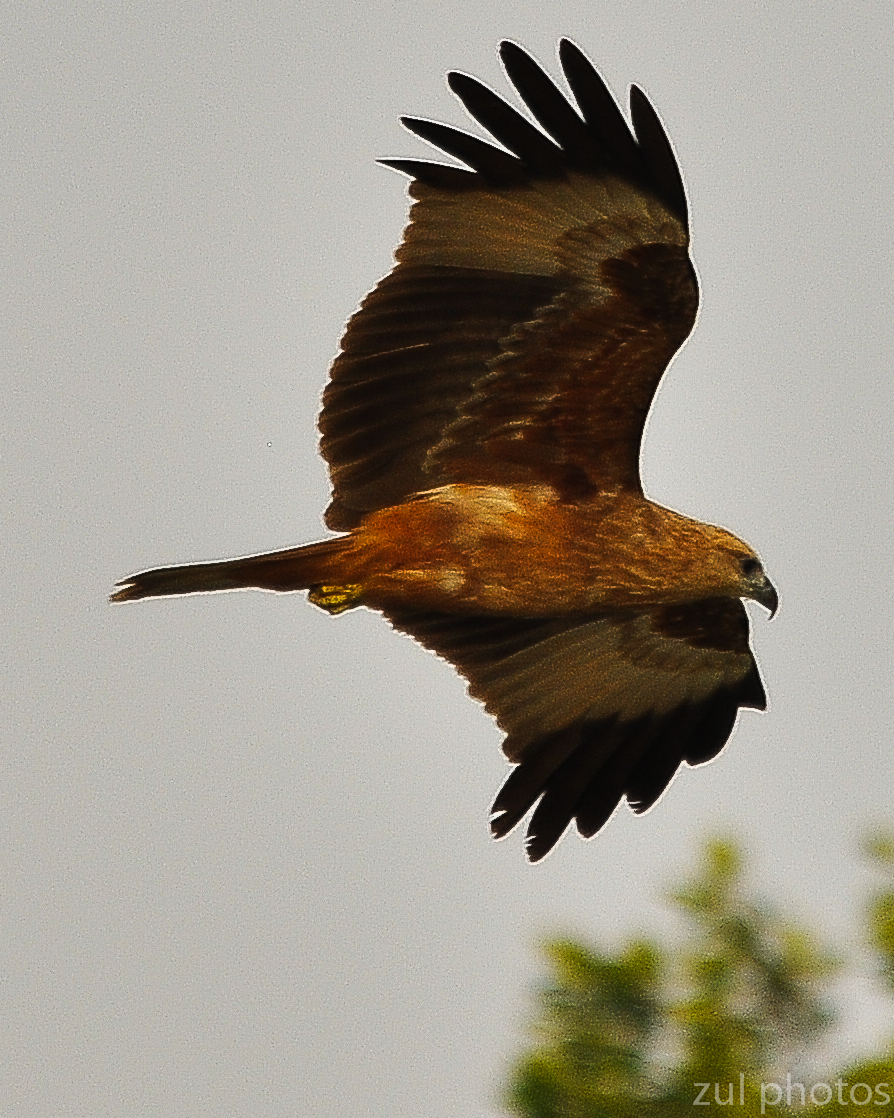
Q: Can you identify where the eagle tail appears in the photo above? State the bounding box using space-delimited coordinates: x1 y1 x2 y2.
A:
110 537 352 604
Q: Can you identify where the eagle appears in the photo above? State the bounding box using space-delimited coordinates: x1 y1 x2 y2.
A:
113 40 777 861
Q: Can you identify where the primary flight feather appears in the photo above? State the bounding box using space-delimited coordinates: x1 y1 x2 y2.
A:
113 40 776 862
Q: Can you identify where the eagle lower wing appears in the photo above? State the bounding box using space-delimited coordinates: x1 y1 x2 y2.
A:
384 598 766 861
319 40 698 530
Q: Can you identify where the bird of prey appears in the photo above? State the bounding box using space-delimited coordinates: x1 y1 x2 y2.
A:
113 40 777 861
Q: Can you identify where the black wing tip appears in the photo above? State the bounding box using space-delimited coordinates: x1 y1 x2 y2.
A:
491 806 572 864
445 69 476 96
378 157 477 189
490 803 570 863
397 114 527 183
557 37 584 62
496 39 542 75
489 810 510 839
525 831 564 864
628 84 689 227
490 669 767 859
387 38 688 222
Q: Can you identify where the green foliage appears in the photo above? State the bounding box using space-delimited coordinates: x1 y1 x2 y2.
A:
864 832 894 992
508 939 662 1118
505 835 894 1117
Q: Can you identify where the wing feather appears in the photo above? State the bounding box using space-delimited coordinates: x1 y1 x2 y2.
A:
629 86 689 224
385 598 765 860
445 72 566 173
400 116 528 182
557 40 657 202
320 265 560 529
498 42 602 166
320 41 697 528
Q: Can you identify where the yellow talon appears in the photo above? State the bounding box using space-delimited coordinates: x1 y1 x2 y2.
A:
308 583 363 615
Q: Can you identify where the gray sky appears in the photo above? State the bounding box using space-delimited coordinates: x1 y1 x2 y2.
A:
4 2 894 1115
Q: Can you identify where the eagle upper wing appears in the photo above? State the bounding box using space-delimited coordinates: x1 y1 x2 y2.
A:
319 40 699 530
384 598 766 861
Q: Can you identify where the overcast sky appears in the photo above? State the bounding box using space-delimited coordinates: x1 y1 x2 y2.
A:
4 2 894 1116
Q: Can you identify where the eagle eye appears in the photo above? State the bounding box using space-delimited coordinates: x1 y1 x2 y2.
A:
739 557 761 577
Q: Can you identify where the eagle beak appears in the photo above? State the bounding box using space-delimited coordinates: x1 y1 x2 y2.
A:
754 578 778 618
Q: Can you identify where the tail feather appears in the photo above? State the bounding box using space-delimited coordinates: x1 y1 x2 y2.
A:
111 537 349 603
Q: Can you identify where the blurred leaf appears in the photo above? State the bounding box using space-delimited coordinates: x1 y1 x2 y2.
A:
866 830 894 992
504 834 894 1118
863 832 894 869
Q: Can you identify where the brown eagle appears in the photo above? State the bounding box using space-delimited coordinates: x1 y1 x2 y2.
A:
113 40 776 861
